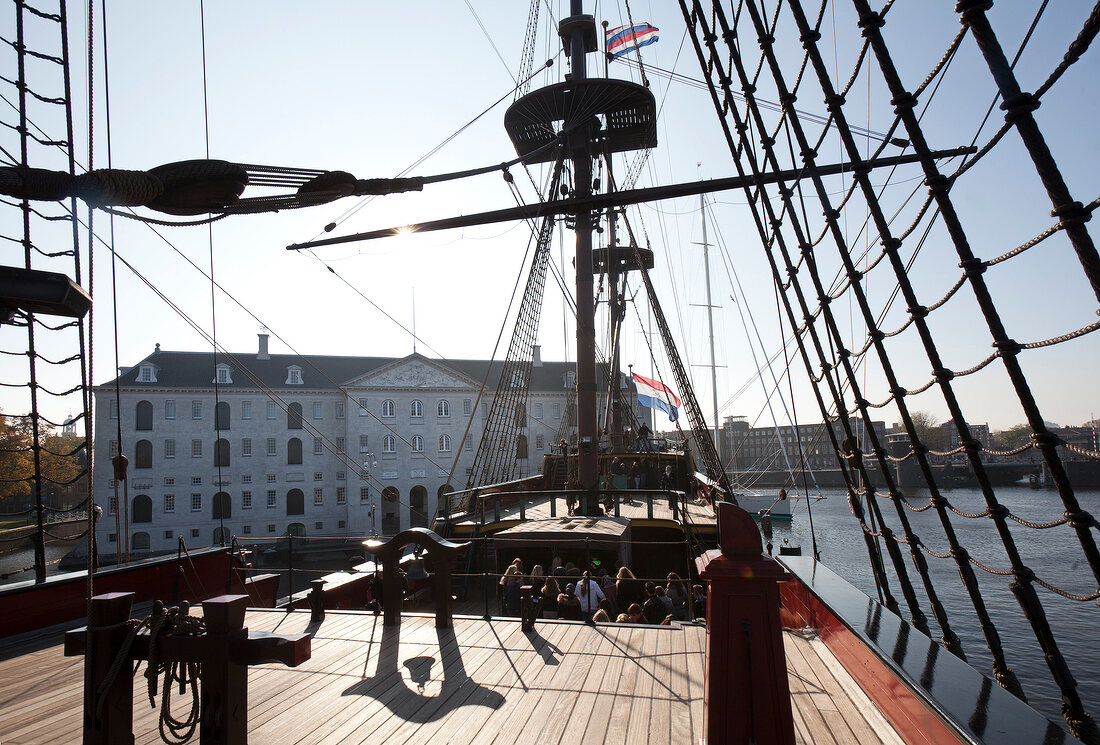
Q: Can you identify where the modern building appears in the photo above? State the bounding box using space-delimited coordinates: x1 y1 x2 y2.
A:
92 334 637 557
721 415 887 473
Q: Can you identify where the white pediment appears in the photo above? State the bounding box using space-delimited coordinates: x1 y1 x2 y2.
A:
344 355 478 390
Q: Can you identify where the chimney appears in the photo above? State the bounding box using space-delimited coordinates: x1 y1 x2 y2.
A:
258 332 270 360
532 344 543 367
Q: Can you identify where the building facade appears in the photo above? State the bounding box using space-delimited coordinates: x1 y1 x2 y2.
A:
93 335 633 557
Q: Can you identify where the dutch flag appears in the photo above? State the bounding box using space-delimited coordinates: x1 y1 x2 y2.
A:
606 23 660 61
632 371 680 422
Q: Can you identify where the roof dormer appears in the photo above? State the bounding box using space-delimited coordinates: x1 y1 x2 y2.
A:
136 363 159 383
286 365 304 385
214 364 233 384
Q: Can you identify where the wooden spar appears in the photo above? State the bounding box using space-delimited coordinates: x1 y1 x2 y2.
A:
286 147 974 251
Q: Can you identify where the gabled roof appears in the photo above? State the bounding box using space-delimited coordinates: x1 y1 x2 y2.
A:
98 349 622 394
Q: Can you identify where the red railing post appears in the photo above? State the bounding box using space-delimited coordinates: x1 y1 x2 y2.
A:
696 501 795 745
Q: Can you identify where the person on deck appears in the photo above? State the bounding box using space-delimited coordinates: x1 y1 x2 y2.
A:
541 577 561 618
642 582 666 624
626 603 646 623
615 566 645 610
661 465 677 516
558 584 582 620
666 572 689 620
575 571 605 620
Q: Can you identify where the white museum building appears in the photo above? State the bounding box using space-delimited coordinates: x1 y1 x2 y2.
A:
92 334 640 557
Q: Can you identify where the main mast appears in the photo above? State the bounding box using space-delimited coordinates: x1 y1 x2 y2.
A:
503 1 657 512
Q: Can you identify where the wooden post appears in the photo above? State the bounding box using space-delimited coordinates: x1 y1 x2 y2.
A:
519 584 538 632
696 501 795 745
308 578 326 622
64 592 136 745
66 593 311 745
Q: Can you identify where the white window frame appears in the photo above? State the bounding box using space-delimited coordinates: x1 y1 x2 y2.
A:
382 400 395 418
242 438 252 457
410 400 423 418
242 491 252 509
359 398 369 416
164 494 175 512
313 437 323 455
266 438 277 457
267 401 277 419
215 366 232 384
192 400 202 420
191 439 202 458
313 488 323 505
383 435 396 453
336 487 346 505
439 434 451 452
336 401 345 419
165 400 176 420
437 400 450 417
286 367 304 385
412 435 423 452
191 494 202 512
313 402 323 419
241 401 252 420
359 435 369 452
164 439 176 458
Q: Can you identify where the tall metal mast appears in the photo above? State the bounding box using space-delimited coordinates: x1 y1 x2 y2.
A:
700 194 721 463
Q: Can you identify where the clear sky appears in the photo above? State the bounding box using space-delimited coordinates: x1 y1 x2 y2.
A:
3 1 1098 438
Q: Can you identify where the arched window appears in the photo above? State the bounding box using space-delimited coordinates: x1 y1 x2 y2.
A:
437 400 450 417
132 494 152 523
439 434 451 452
288 438 303 465
516 434 528 459
383 435 396 453
212 492 232 520
409 485 428 528
135 400 153 431
214 438 230 467
215 401 231 431
286 488 305 515
287 522 306 537
132 531 151 551
135 440 153 469
437 484 453 500
287 402 303 429
382 486 399 502
410 400 423 418
412 435 423 452
382 399 395 418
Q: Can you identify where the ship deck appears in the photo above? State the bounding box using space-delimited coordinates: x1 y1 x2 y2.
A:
448 492 721 529
0 608 906 745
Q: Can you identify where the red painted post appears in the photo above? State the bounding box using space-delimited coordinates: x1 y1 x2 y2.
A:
696 502 795 745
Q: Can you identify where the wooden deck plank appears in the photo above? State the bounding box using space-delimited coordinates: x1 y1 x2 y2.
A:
0 611 911 745
623 625 660 745
469 620 575 745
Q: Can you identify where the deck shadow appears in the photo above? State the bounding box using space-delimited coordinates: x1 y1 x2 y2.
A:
341 623 505 722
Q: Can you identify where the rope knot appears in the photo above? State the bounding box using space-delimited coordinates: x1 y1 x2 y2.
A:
1052 200 1090 227
1000 92 1040 123
950 545 969 561
926 174 952 195
890 92 917 112
931 495 950 509
779 92 797 106
757 33 775 49
824 94 845 113
988 504 1010 520
1065 510 1095 529
962 438 982 453
959 257 986 277
890 385 908 398
955 0 994 24
993 338 1021 357
907 303 929 319
1012 566 1035 584
800 29 822 44
933 367 955 383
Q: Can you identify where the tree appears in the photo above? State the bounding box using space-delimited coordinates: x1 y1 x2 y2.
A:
908 411 948 452
0 412 85 511
996 423 1032 450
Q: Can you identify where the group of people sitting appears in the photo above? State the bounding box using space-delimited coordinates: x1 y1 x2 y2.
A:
500 558 707 625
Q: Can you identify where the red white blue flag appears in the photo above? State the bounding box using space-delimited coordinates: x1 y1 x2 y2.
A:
632 371 680 422
606 23 660 60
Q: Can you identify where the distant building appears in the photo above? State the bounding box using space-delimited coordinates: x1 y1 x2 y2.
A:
93 335 637 556
721 416 886 473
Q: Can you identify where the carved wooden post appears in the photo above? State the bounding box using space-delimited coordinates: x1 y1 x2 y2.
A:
364 528 469 628
197 595 249 744
696 501 795 745
64 591 136 745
